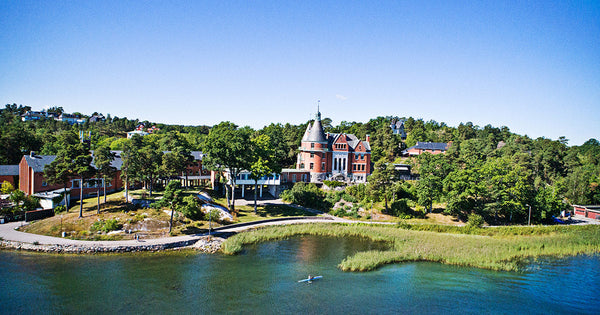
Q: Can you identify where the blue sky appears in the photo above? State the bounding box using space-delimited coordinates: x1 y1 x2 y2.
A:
1 1 598 145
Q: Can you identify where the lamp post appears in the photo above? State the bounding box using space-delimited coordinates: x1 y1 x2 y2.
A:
526 204 532 226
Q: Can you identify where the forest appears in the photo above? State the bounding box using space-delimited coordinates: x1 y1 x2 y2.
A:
1 103 599 225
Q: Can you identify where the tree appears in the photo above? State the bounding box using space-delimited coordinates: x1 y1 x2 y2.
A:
162 180 183 233
202 122 251 214
72 142 94 218
93 143 116 212
44 131 81 211
137 145 163 196
414 153 450 212
249 134 282 213
367 161 397 211
162 147 193 186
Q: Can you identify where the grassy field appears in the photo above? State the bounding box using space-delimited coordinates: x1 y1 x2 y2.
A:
221 223 600 272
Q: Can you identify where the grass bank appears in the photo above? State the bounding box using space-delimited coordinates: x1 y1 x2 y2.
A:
221 223 600 272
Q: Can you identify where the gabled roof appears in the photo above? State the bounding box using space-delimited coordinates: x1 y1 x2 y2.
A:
23 155 56 173
0 165 19 176
327 133 371 152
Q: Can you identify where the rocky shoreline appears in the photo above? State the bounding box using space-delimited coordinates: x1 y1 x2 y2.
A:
0 236 224 254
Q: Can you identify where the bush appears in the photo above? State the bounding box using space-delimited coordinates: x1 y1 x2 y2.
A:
323 180 345 189
467 213 484 228
341 193 357 203
90 219 122 233
179 195 204 220
54 205 67 214
388 199 411 216
281 182 332 210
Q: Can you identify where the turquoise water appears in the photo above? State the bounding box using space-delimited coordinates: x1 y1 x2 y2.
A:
1 236 598 314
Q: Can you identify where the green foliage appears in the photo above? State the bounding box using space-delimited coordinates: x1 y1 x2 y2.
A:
323 180 345 188
179 195 204 220
54 205 67 214
467 214 484 228
281 182 332 211
90 219 122 232
1 181 15 194
387 199 418 219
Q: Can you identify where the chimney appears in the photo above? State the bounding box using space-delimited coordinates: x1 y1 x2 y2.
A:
30 151 35 157
365 134 370 142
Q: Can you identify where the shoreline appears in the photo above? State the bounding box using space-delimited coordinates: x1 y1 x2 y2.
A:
0 216 337 254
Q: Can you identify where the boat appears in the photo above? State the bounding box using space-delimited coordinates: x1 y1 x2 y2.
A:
298 276 323 283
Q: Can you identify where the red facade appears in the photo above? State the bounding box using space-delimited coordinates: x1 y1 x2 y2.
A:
296 111 372 183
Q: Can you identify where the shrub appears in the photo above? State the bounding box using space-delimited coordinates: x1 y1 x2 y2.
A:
54 205 66 214
467 213 484 228
341 193 357 203
323 180 345 189
90 219 122 233
388 199 411 217
281 182 332 210
179 195 204 220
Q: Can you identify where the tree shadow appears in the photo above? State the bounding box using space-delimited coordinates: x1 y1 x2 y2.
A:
256 204 317 218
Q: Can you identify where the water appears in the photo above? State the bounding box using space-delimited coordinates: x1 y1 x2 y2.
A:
1 236 598 314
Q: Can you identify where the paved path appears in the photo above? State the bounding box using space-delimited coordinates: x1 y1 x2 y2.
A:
0 211 352 250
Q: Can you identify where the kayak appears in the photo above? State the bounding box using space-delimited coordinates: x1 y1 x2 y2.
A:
298 276 323 283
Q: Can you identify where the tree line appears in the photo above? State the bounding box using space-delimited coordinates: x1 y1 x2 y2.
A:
2 103 599 225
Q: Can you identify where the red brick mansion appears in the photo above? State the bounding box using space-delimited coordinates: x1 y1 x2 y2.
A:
296 110 372 183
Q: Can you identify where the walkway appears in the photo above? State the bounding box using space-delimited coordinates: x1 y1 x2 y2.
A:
0 203 351 251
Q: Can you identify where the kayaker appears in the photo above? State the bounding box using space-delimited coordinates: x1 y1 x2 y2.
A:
308 274 313 281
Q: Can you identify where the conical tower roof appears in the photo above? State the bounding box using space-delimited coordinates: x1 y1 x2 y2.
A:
306 110 326 142
301 123 311 141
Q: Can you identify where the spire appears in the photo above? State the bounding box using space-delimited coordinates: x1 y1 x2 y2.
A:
306 105 326 143
315 100 321 121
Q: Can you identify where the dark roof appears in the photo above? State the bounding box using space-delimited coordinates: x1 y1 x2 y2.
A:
327 133 371 152
404 142 448 152
0 165 19 176
24 150 204 173
23 155 56 173
306 119 327 142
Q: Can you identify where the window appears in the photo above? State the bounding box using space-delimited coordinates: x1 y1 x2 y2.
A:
362 164 365 171
322 162 325 170
311 143 315 148
310 163 314 170
355 154 359 160
42 181 48 187
310 153 314 158
71 179 81 189
353 164 356 171
300 163 305 169
292 174 296 182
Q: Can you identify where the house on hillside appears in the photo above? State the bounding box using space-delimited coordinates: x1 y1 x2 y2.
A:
390 118 407 140
0 165 19 187
402 142 449 156
58 113 85 125
296 110 372 183
21 111 50 121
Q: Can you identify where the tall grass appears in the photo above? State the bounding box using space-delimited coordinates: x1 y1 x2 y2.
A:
221 223 600 272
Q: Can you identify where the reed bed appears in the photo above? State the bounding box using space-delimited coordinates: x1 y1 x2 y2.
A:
221 223 600 272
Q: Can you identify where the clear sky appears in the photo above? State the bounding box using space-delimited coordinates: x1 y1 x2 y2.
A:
1 1 598 145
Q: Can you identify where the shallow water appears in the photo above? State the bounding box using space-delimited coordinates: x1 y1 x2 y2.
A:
1 236 598 314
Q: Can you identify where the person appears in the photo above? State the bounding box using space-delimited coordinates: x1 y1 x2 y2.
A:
308 274 313 281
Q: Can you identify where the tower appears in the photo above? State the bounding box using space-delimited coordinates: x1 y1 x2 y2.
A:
297 108 329 182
